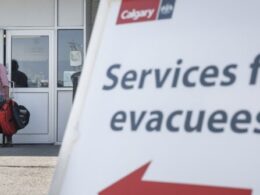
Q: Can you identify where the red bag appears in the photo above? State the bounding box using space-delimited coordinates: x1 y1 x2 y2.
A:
0 100 17 136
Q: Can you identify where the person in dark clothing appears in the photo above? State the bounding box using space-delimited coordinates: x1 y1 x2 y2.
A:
11 60 28 87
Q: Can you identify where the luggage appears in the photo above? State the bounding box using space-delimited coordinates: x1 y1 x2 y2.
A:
0 99 30 136
0 100 17 136
12 102 30 130
0 80 30 146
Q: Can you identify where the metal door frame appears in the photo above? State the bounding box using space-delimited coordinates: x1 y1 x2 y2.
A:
6 30 55 143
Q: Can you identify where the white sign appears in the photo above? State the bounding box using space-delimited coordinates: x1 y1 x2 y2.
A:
63 71 75 87
50 0 260 195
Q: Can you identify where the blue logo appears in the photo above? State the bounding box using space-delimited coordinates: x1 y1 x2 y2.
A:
158 0 176 20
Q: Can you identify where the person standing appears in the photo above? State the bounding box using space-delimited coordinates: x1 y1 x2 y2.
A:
11 59 28 87
0 63 9 101
0 63 12 146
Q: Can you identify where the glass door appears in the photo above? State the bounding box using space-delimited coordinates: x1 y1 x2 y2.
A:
6 30 54 143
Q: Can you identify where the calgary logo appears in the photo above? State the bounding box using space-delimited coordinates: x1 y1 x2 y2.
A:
117 0 176 25
160 3 174 15
121 9 155 21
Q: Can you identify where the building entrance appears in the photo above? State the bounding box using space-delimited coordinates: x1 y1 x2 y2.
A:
6 30 54 143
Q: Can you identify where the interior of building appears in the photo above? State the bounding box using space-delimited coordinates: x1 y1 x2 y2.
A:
0 0 100 144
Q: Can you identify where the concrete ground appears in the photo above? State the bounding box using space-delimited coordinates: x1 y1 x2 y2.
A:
0 144 60 195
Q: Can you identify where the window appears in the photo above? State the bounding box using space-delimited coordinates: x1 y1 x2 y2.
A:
57 30 83 87
11 35 49 88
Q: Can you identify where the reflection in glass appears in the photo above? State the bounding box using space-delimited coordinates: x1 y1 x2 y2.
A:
57 30 83 87
11 36 49 88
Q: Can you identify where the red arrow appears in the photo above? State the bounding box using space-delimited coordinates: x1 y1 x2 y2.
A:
99 162 252 195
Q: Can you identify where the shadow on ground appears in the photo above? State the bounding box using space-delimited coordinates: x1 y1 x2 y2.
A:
0 144 60 156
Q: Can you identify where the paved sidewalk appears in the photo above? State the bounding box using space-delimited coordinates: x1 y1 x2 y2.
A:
0 145 60 195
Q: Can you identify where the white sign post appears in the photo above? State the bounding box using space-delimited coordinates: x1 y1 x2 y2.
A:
50 0 260 194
